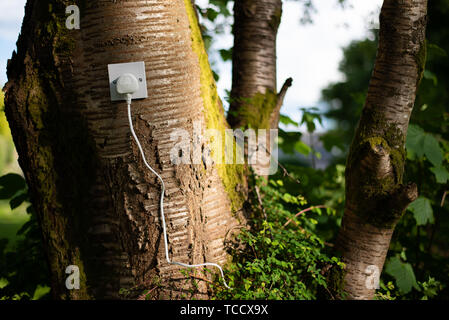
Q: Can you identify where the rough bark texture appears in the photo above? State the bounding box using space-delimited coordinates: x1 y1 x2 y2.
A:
4 0 246 299
335 0 428 300
227 0 285 130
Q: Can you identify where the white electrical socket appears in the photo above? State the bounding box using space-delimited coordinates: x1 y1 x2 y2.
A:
108 61 148 101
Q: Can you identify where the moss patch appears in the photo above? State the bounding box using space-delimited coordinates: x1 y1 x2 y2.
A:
415 39 427 87
233 90 278 130
345 108 408 228
6 0 91 299
183 0 246 212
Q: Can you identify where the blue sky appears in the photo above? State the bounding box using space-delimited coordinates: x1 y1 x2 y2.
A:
1 0 382 128
0 0 27 87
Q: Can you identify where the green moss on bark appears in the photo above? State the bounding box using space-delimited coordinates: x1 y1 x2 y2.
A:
415 39 427 87
184 0 246 212
346 109 408 228
7 0 91 299
232 90 278 130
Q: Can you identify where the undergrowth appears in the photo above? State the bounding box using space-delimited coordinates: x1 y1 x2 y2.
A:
210 176 345 299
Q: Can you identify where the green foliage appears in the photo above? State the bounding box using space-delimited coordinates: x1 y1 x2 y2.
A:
379 252 443 300
384 255 419 294
0 173 51 300
300 107 323 134
406 124 449 184
0 174 27 200
407 197 434 226
0 93 50 300
321 34 378 157
211 177 344 299
376 277 443 301
318 0 449 299
407 124 445 166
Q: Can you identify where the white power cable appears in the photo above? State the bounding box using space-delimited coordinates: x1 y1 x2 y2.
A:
125 94 230 289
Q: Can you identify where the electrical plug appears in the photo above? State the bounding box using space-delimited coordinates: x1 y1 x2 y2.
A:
116 73 139 104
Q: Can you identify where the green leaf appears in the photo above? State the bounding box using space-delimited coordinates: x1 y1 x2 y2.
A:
0 173 26 199
206 8 219 21
427 43 448 57
423 134 444 167
430 165 449 184
294 141 312 156
9 192 29 210
219 48 232 62
212 70 220 82
279 114 299 127
423 70 438 86
406 124 444 167
385 256 418 294
408 196 434 226
278 129 302 155
406 124 426 159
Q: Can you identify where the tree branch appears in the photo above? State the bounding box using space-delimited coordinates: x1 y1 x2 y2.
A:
270 77 293 129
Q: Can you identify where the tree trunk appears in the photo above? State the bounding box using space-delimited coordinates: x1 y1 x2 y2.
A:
227 0 288 131
4 0 247 299
334 0 428 300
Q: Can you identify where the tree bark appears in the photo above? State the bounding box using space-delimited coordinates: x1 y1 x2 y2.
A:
4 0 246 299
334 0 428 300
228 0 288 130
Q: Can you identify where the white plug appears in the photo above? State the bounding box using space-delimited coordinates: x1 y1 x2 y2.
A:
108 62 148 102
116 73 139 104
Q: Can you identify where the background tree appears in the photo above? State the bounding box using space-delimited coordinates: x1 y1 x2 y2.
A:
333 0 428 300
227 0 285 130
322 0 449 299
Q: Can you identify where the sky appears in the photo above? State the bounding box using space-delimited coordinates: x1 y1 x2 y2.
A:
0 0 383 126
203 0 383 127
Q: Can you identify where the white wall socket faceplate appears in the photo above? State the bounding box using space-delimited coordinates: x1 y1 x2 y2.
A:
108 61 148 101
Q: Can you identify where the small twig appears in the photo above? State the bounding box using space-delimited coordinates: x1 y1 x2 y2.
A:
255 185 268 221
255 185 274 239
250 244 259 259
324 241 334 248
283 205 327 227
441 190 448 207
258 141 301 185
275 78 293 113
267 77 294 130
137 286 158 300
427 190 448 255
188 274 213 284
